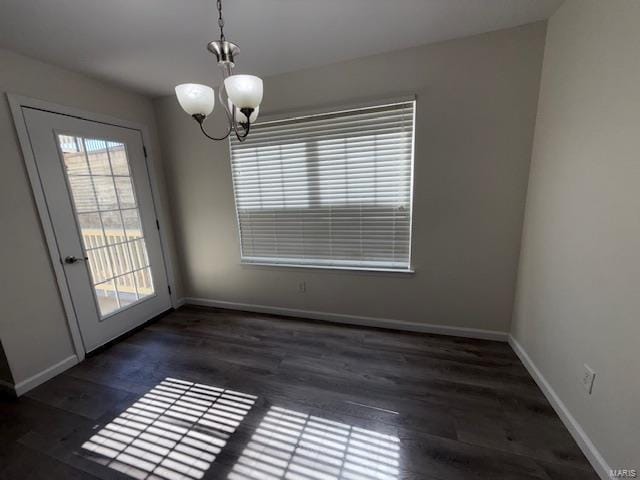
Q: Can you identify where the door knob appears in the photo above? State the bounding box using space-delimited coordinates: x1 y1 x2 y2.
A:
64 255 88 264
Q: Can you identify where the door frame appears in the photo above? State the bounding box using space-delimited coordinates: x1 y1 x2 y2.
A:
7 93 178 361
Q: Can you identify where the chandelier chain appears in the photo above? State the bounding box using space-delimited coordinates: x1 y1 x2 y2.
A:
177 0 259 142
217 0 225 42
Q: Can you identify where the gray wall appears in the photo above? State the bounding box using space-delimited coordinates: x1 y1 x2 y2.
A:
0 341 13 384
0 48 179 386
155 22 546 334
512 0 640 468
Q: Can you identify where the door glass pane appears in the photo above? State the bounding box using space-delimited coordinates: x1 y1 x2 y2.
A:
87 248 112 283
135 267 154 298
122 209 143 240
93 176 119 210
60 136 89 174
100 211 125 243
130 239 150 270
77 213 105 248
115 273 139 308
108 141 130 175
58 135 156 318
68 176 98 212
85 139 111 175
94 280 119 316
114 177 136 209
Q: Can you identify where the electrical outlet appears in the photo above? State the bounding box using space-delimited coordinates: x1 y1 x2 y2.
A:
582 364 596 394
298 281 306 293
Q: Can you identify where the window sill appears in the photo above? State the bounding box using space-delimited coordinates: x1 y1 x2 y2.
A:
240 261 415 274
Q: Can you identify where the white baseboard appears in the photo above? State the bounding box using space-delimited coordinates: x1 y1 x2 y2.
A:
508 335 610 480
180 297 508 342
174 297 187 308
12 354 79 397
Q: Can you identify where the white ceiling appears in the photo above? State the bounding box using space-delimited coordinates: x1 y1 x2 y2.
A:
0 0 562 97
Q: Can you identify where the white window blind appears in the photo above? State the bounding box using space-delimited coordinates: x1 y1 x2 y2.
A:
229 100 415 271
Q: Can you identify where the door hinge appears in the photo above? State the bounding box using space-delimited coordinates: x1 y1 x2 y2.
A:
156 219 160 230
168 285 172 295
143 145 148 158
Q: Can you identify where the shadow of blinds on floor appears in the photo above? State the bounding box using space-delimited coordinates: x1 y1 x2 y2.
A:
81 377 256 479
228 405 400 480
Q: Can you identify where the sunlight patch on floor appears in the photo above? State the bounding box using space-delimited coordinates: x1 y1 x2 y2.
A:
81 377 256 480
228 406 400 480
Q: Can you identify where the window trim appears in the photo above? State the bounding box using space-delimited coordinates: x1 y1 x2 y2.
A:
253 94 416 126
228 95 418 274
240 261 416 275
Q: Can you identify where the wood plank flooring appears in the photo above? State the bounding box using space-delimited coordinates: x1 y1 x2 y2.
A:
0 306 599 480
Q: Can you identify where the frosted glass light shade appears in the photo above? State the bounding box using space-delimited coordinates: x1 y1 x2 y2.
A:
175 83 215 116
228 100 259 123
224 75 263 109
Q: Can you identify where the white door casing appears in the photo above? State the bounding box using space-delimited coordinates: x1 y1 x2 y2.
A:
12 100 174 354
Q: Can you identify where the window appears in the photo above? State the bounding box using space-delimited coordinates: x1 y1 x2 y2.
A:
229 100 415 271
58 135 155 317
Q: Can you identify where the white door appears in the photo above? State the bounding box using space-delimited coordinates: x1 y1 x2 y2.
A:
23 108 171 352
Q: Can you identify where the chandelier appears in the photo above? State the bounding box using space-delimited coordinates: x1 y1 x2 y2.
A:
174 0 263 142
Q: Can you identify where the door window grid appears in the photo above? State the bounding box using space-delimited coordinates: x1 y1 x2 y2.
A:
58 135 155 317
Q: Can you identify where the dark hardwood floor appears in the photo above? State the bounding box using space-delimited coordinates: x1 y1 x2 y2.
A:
0 306 598 480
